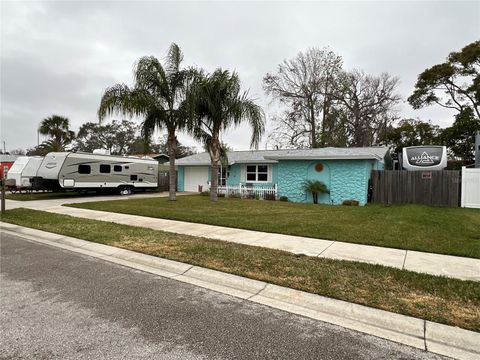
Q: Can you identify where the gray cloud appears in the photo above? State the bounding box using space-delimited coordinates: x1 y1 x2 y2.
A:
1 0 479 151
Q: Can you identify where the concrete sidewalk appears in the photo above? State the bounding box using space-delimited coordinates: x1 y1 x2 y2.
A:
2 224 479 360
5 196 479 282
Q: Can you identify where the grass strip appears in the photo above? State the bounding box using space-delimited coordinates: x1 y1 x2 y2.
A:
69 195 480 258
5 190 164 201
2 208 479 332
5 192 106 201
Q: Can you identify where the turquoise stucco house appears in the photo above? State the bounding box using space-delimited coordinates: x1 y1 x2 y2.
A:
175 147 389 205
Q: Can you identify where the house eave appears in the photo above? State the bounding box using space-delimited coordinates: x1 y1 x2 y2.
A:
176 160 279 166
263 155 383 161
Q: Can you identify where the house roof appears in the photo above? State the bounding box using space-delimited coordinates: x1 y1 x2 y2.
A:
0 154 19 163
175 147 389 166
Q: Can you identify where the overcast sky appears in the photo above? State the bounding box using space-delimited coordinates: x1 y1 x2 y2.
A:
1 0 479 152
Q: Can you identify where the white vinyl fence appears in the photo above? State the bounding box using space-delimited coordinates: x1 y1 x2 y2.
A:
461 167 480 208
217 184 277 200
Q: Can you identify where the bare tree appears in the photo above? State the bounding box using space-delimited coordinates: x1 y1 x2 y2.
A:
267 109 314 149
263 47 343 148
332 70 401 146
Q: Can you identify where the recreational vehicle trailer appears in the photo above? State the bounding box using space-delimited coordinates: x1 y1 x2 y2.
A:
6 156 44 191
31 152 159 194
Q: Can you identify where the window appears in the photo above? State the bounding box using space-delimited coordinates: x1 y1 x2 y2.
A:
246 165 256 181
113 165 122 172
218 165 230 186
246 165 269 182
125 166 130 170
78 165 91 174
130 175 137 181
257 165 268 181
100 164 111 173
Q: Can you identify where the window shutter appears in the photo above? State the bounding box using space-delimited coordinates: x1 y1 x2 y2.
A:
267 165 272 183
240 165 246 182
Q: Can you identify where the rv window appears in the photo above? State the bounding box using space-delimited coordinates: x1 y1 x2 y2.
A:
78 165 91 174
139 178 143 182
130 175 138 181
100 164 111 173
113 165 122 172
125 166 130 169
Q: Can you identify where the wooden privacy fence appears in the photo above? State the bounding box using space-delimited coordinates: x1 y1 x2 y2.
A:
157 171 170 191
370 170 461 207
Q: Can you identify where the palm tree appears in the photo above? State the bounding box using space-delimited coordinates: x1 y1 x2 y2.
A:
38 115 75 152
98 43 194 201
302 180 329 204
189 69 265 202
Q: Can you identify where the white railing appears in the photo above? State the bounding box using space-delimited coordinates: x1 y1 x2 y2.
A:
217 184 277 200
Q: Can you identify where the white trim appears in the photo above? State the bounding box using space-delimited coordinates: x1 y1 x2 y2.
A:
240 164 246 182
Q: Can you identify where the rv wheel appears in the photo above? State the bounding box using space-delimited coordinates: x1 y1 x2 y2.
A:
119 186 132 196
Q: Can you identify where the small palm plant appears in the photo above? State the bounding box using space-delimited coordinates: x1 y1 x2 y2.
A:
302 180 329 204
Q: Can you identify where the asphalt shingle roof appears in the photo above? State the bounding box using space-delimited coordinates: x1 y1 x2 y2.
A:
175 147 389 166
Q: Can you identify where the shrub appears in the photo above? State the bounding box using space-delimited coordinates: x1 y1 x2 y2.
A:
279 196 289 202
302 180 329 204
201 191 210 196
342 199 359 206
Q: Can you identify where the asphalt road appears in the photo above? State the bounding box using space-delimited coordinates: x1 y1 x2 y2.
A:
0 233 446 360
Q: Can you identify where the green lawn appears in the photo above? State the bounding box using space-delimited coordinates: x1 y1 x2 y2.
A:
2 208 479 332
5 189 163 201
69 195 480 258
5 191 99 201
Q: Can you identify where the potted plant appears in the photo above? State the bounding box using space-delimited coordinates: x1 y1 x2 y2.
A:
302 180 329 204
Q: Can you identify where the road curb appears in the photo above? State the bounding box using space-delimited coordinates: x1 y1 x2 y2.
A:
1 222 479 360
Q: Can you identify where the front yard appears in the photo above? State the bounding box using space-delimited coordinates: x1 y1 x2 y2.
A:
5 191 97 201
69 195 480 258
2 208 479 332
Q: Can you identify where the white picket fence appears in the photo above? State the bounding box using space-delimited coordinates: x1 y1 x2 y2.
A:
217 184 278 200
461 167 480 208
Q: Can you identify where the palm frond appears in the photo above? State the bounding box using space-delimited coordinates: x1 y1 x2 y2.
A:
166 43 184 75
134 57 170 99
98 84 154 122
